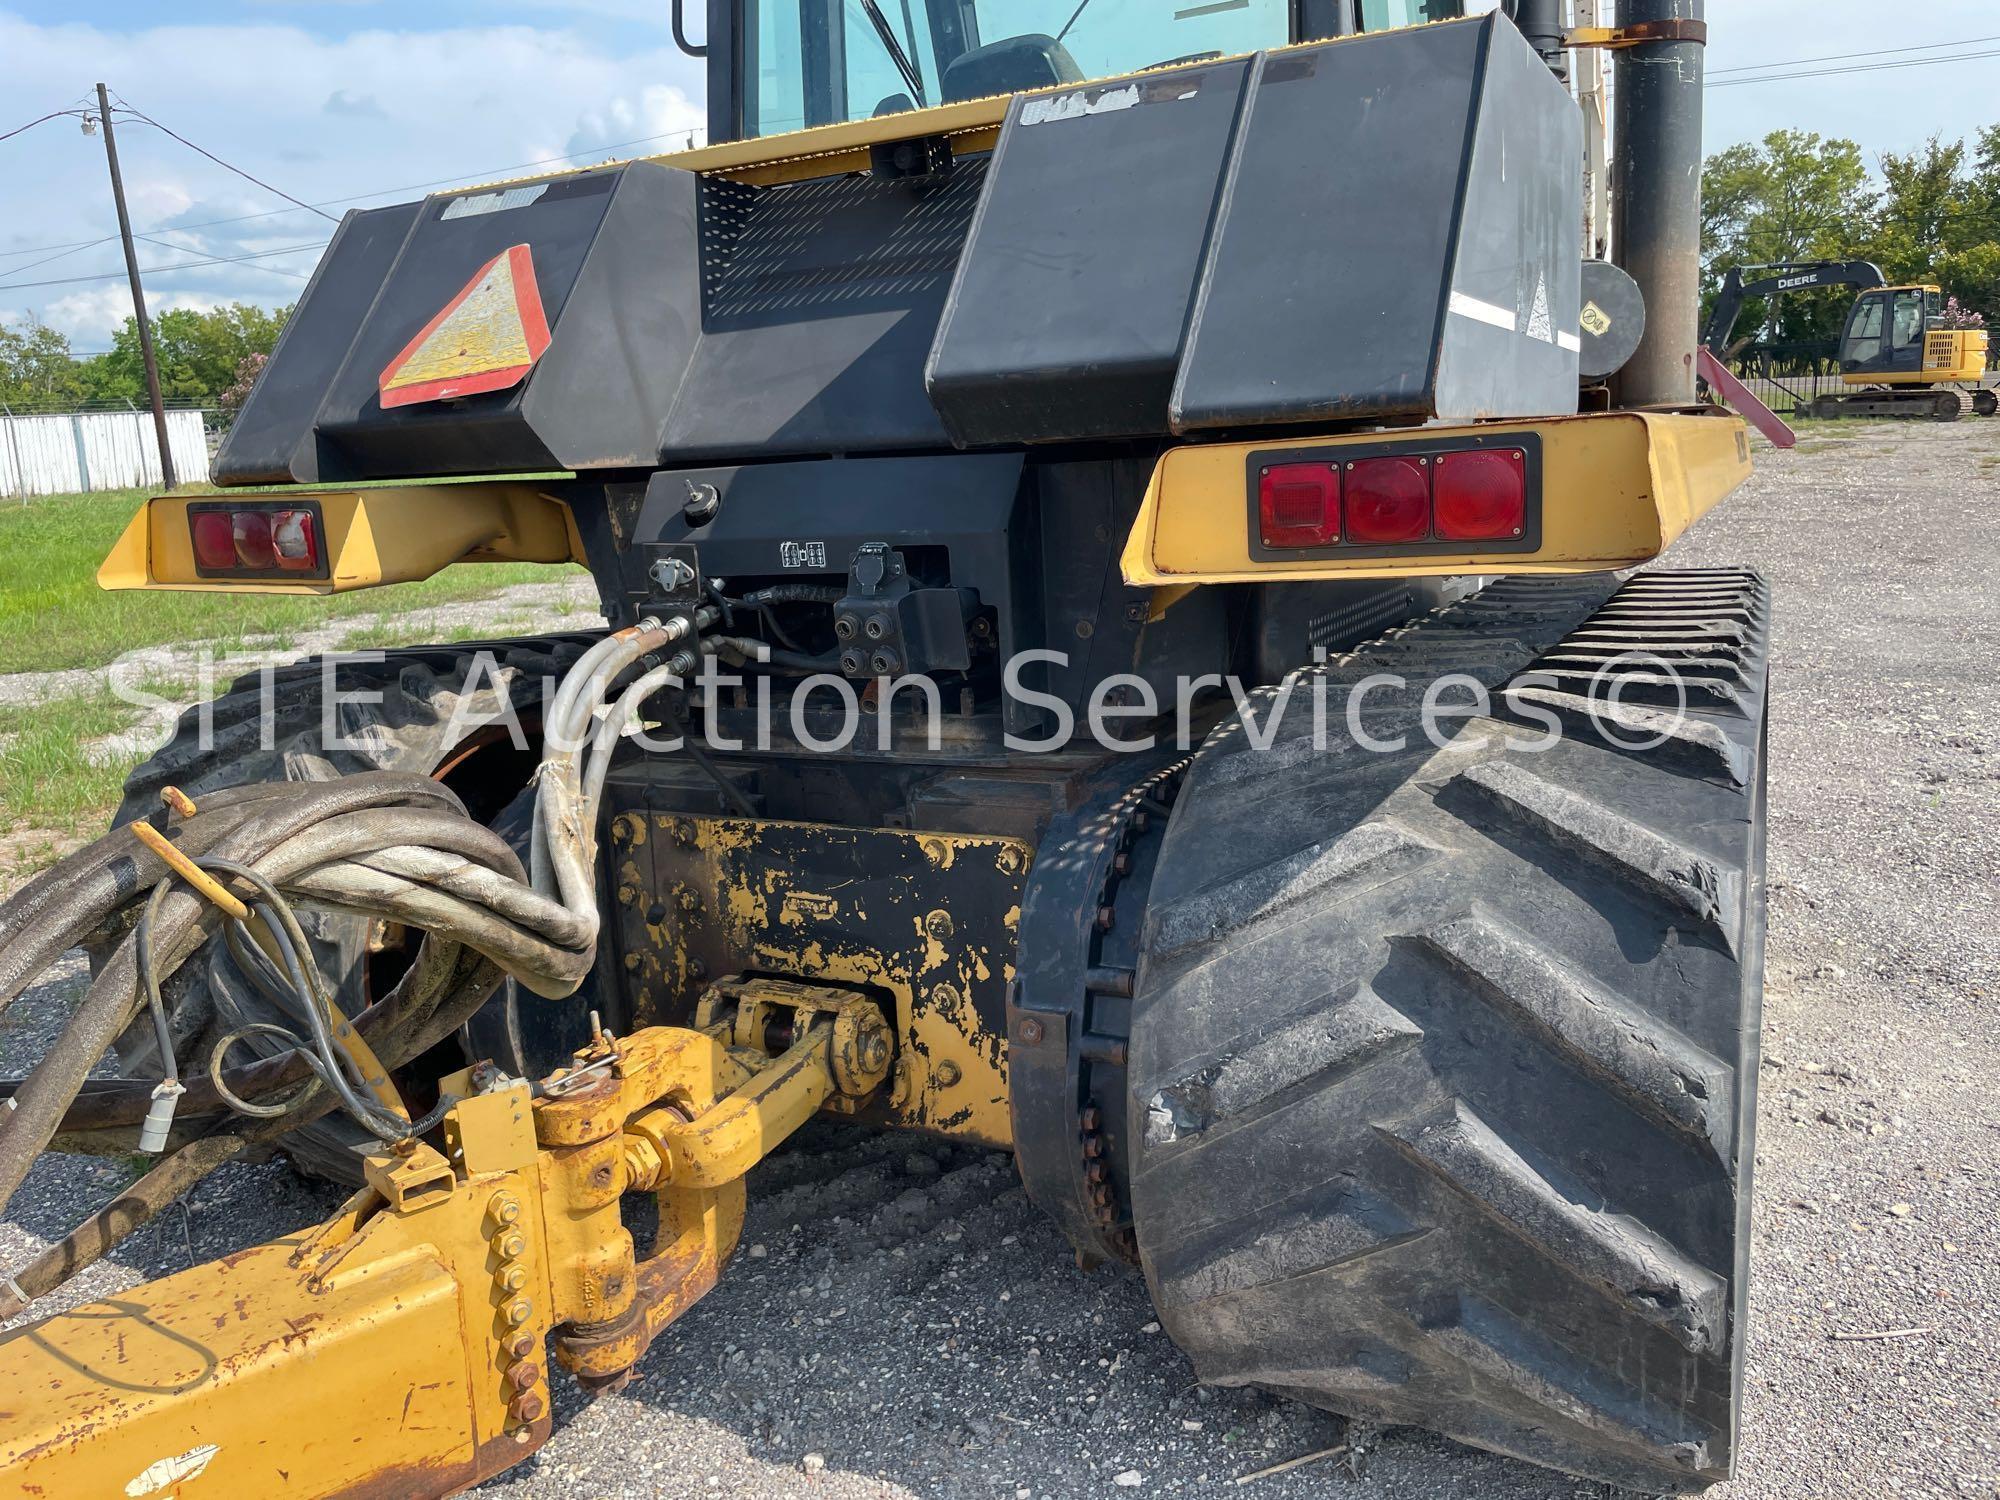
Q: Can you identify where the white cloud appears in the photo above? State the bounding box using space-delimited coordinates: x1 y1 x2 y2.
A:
0 11 704 344
565 83 705 160
42 286 228 346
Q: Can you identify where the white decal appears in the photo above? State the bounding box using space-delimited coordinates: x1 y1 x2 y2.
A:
127 1444 221 1496
1525 274 1554 344
1447 291 1516 332
1556 330 1582 353
440 184 549 220
1020 84 1141 126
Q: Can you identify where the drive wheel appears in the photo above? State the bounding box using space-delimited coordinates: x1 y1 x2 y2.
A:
103 636 593 1180
1130 572 1769 1491
1973 388 1998 418
1932 392 1962 422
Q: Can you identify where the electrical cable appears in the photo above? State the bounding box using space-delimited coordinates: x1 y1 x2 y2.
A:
0 109 87 145
1709 49 2000 89
0 242 326 294
1707 34 2000 77
108 99 339 224
0 126 705 265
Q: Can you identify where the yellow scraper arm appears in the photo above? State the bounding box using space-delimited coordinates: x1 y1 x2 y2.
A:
0 999 890 1500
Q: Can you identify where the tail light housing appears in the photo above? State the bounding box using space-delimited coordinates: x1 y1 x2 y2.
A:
1433 449 1527 540
187 501 327 579
1247 438 1537 558
1258 462 1340 549
1344 457 1431 544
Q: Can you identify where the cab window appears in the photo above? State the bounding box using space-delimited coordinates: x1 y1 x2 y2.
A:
745 0 1290 138
1891 289 1924 350
1845 294 1885 365
1360 0 1459 27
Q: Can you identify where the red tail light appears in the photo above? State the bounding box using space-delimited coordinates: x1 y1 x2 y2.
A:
188 503 326 577
190 512 238 571
1434 449 1527 540
232 511 276 570
1258 463 1340 549
270 510 321 571
1344 456 1431 544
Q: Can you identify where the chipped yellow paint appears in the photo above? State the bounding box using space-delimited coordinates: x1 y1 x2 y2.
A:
618 815 1026 1147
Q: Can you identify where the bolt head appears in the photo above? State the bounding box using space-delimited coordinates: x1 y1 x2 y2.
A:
1018 1017 1046 1045
505 1331 537 1360
506 1361 544 1393
509 1392 547 1425
488 1194 521 1226
500 1265 528 1292
506 1299 534 1326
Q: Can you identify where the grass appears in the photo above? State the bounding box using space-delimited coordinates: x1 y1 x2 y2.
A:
0 686 151 830
334 615 526 652
0 486 585 675
0 484 590 865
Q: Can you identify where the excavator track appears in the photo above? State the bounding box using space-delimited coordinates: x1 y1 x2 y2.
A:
1129 571 1769 1492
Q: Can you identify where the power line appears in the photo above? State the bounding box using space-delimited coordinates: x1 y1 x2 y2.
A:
0 241 326 294
0 124 704 265
1710 48 2000 89
109 97 341 224
0 108 89 145
1708 34 2000 78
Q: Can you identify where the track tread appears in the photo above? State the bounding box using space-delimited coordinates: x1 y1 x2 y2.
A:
1129 571 1768 1492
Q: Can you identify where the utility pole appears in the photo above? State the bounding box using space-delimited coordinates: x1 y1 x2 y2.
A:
94 82 176 489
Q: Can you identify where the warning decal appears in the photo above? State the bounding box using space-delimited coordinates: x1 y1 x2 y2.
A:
378 243 551 409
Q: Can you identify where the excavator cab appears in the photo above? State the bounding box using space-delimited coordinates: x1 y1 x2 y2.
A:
1839 286 1933 379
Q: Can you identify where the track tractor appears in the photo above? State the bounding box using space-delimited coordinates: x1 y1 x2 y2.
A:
0 2 1768 1494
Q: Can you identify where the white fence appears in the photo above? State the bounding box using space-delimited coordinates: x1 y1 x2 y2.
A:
0 408 212 499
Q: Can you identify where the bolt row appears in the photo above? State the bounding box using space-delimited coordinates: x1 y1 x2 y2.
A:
489 1191 545 1439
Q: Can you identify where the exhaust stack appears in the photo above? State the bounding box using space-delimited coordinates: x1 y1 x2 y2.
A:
1611 0 1705 407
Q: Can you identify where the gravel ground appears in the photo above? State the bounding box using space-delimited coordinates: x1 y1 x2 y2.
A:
3 419 1996 1499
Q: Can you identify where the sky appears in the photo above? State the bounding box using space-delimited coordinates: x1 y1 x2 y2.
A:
1 1 1996 349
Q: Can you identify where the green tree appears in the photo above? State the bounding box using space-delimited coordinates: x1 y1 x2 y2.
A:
1869 135 1973 284
1701 130 1877 346
81 302 292 409
0 319 86 410
1937 126 2000 318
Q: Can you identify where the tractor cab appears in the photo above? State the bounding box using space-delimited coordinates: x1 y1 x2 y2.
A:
687 0 1465 143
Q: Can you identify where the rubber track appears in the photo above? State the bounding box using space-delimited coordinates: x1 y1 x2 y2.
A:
1128 572 1768 1492
107 636 590 1179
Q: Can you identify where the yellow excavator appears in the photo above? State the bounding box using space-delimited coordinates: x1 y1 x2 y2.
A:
1702 260 1996 419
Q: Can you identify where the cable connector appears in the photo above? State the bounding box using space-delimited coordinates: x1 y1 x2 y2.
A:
137 1079 186 1154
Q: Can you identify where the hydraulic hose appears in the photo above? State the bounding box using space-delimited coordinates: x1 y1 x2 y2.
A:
0 616 728 1307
